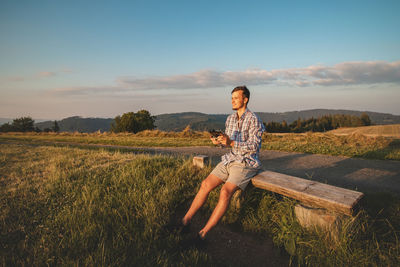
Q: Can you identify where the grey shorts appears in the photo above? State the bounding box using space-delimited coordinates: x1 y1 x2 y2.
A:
211 161 262 190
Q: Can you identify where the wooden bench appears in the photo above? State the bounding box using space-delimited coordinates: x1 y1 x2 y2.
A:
251 170 364 216
193 155 364 230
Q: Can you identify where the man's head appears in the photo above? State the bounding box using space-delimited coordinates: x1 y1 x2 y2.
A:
231 85 250 110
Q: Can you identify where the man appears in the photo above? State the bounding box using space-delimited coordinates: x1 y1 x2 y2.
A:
182 85 265 239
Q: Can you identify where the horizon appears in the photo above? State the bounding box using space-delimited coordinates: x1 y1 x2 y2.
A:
1 1 399 119
1 107 400 123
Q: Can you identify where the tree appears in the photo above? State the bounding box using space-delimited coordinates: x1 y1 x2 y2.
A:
134 110 156 132
360 113 371 126
0 123 15 132
52 121 60 132
0 117 35 132
281 120 289 132
12 117 35 132
262 113 373 134
111 110 156 133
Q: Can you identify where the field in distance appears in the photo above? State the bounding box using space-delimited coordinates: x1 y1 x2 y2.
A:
1 128 400 160
329 124 400 138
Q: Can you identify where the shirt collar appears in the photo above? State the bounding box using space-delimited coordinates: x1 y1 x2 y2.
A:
236 108 249 121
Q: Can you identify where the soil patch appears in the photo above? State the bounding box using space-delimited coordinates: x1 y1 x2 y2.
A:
172 204 290 267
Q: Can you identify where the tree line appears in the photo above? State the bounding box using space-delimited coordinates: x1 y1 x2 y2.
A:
0 117 59 133
0 110 156 134
264 113 372 133
1 111 372 134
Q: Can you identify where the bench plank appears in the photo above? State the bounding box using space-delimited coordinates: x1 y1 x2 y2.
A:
251 170 364 215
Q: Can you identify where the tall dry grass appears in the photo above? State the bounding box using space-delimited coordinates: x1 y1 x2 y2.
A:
0 144 214 266
1 129 399 160
329 124 400 138
262 132 400 160
1 143 399 266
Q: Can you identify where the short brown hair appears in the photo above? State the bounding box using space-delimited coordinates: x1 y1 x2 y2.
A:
231 85 250 103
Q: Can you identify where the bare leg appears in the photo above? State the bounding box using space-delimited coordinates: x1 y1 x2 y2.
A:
199 182 239 238
182 174 223 225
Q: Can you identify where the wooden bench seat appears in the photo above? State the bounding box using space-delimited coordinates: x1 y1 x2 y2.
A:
251 170 364 216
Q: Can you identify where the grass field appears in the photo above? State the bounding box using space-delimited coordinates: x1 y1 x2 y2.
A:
1 143 399 266
263 132 400 160
1 144 213 266
329 124 400 138
1 129 400 161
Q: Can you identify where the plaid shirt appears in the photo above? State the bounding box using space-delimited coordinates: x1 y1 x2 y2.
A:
221 108 265 168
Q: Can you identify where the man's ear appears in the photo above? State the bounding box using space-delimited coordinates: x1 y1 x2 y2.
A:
244 97 249 104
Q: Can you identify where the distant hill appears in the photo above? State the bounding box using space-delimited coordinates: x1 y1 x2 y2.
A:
24 109 400 133
155 109 400 131
154 112 227 131
35 116 114 132
0 118 12 126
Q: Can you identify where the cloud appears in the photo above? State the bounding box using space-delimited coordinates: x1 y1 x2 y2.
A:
117 60 400 89
2 69 74 83
38 69 74 77
117 69 277 90
284 61 400 87
39 71 56 77
51 60 400 96
50 86 121 96
49 86 203 103
5 76 25 82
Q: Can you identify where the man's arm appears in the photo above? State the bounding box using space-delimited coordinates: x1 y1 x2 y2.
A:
217 115 234 147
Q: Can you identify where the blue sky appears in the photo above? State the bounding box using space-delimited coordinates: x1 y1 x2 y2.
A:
1 0 399 119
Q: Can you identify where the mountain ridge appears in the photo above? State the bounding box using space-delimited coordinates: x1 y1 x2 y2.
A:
2 109 399 132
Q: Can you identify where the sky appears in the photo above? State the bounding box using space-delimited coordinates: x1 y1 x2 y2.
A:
0 0 399 120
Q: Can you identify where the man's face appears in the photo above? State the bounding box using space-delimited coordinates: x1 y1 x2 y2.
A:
231 90 248 110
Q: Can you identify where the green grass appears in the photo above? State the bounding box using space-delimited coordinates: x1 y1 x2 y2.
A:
1 143 400 266
1 130 400 160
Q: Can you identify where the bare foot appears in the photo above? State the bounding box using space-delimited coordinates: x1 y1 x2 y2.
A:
182 216 191 226
198 229 207 239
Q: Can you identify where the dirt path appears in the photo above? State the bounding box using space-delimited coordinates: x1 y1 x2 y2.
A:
175 148 400 196
87 143 400 196
172 204 289 267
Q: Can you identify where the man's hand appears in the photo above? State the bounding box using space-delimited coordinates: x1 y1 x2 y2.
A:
210 136 221 145
217 134 234 147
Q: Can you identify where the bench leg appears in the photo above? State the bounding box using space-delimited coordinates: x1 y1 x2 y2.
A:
294 204 343 243
294 204 339 230
193 155 209 168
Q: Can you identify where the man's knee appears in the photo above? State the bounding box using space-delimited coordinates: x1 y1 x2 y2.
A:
200 175 219 193
219 183 238 201
200 179 210 192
